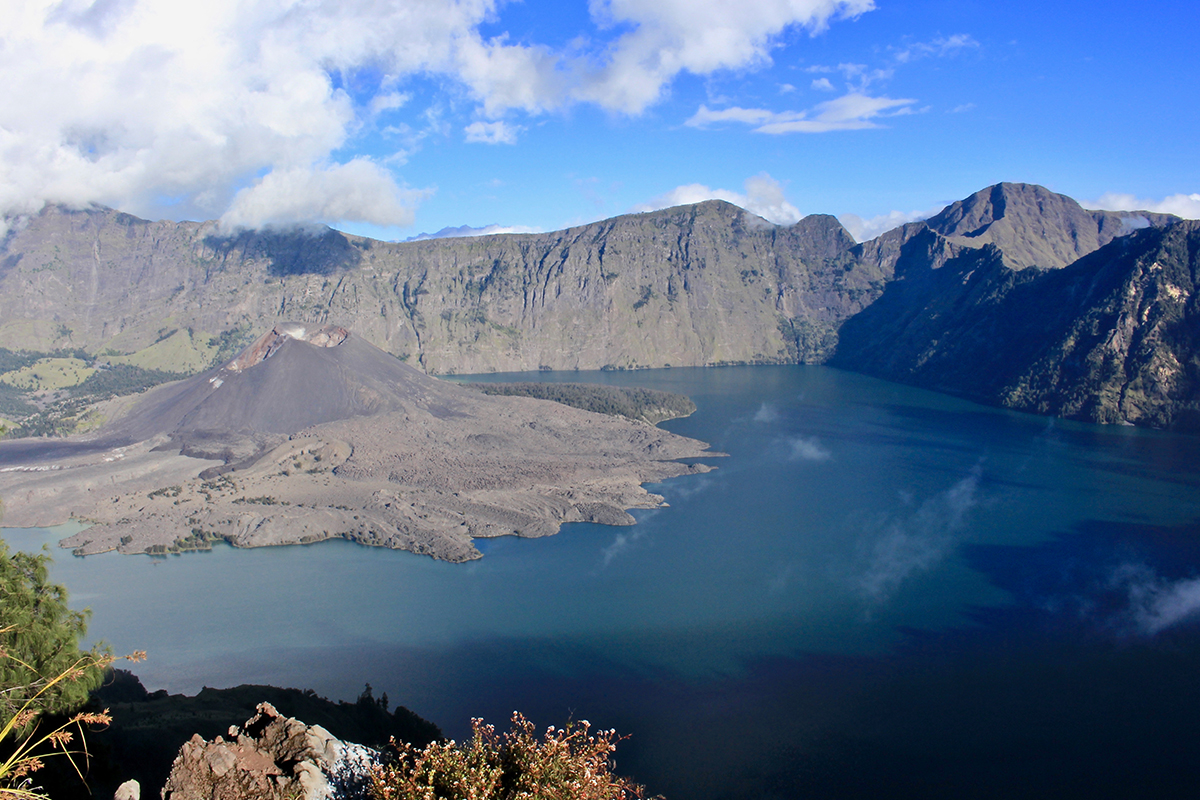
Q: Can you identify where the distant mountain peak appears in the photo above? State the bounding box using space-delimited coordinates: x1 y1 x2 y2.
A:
922 182 1179 270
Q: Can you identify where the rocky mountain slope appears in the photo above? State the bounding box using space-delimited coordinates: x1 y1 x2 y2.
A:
831 187 1199 430
1 182 1196 429
0 200 878 373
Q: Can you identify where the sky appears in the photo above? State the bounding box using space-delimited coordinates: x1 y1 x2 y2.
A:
2 0 1198 242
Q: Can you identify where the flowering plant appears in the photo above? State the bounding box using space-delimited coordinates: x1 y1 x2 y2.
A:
371 711 660 800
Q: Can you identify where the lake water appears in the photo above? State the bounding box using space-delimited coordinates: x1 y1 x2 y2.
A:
5 365 1200 799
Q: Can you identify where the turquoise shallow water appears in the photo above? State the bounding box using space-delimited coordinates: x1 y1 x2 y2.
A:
5 365 1200 798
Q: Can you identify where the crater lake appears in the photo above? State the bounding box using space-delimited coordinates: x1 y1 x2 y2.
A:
6 365 1200 799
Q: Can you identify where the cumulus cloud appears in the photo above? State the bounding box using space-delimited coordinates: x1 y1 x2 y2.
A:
1084 192 1200 220
811 77 835 91
1 0 877 226
632 173 802 225
575 0 876 113
1 0 471 227
686 92 916 134
219 160 427 231
857 467 980 603
837 205 940 242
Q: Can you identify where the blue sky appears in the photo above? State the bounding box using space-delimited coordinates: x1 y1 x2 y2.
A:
2 0 1197 241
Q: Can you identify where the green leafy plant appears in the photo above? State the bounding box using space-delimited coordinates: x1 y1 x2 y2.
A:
0 540 145 798
0 543 108 726
370 711 660 800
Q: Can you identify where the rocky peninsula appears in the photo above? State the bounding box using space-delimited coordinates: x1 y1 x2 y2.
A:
0 324 716 561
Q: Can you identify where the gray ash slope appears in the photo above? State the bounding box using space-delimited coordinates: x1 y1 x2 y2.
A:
0 324 715 561
111 323 471 452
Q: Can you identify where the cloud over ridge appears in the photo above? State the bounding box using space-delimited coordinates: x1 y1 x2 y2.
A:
633 173 802 225
0 0 876 229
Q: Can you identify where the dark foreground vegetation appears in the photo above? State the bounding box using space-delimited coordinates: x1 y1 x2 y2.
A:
0 540 656 799
470 382 695 425
372 712 659 800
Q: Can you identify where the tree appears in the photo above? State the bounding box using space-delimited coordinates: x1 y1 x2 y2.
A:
0 539 143 798
0 540 107 727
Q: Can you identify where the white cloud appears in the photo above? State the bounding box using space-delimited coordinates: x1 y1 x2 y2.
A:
1084 192 1200 220
811 77 835 91
632 173 802 225
686 92 916 134
464 120 522 145
219 160 427 231
838 205 940 242
0 0 878 228
948 102 976 114
369 92 412 116
575 0 876 113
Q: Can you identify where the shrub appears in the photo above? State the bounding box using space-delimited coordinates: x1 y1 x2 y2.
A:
0 542 107 726
370 712 660 800
0 541 145 798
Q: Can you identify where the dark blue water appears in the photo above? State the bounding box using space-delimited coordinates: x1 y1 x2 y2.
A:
6 366 1200 798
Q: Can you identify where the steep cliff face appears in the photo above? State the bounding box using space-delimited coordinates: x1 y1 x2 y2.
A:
1 183 1195 430
833 218 1200 430
0 200 878 373
999 220 1200 429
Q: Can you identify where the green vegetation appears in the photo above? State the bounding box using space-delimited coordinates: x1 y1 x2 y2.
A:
1 362 188 439
107 328 215 373
233 496 281 505
169 529 228 553
0 540 108 727
209 325 255 367
0 358 95 392
77 363 187 399
470 382 695 425
0 384 34 421
370 712 659 800
0 326 253 439
0 541 145 798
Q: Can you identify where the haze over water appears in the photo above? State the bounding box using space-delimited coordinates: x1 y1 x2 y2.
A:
6 366 1200 798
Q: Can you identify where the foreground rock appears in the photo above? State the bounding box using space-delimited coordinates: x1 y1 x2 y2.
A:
78 673 439 798
0 325 717 560
161 702 377 800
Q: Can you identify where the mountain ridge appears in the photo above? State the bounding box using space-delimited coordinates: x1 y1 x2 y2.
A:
1 183 1196 429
